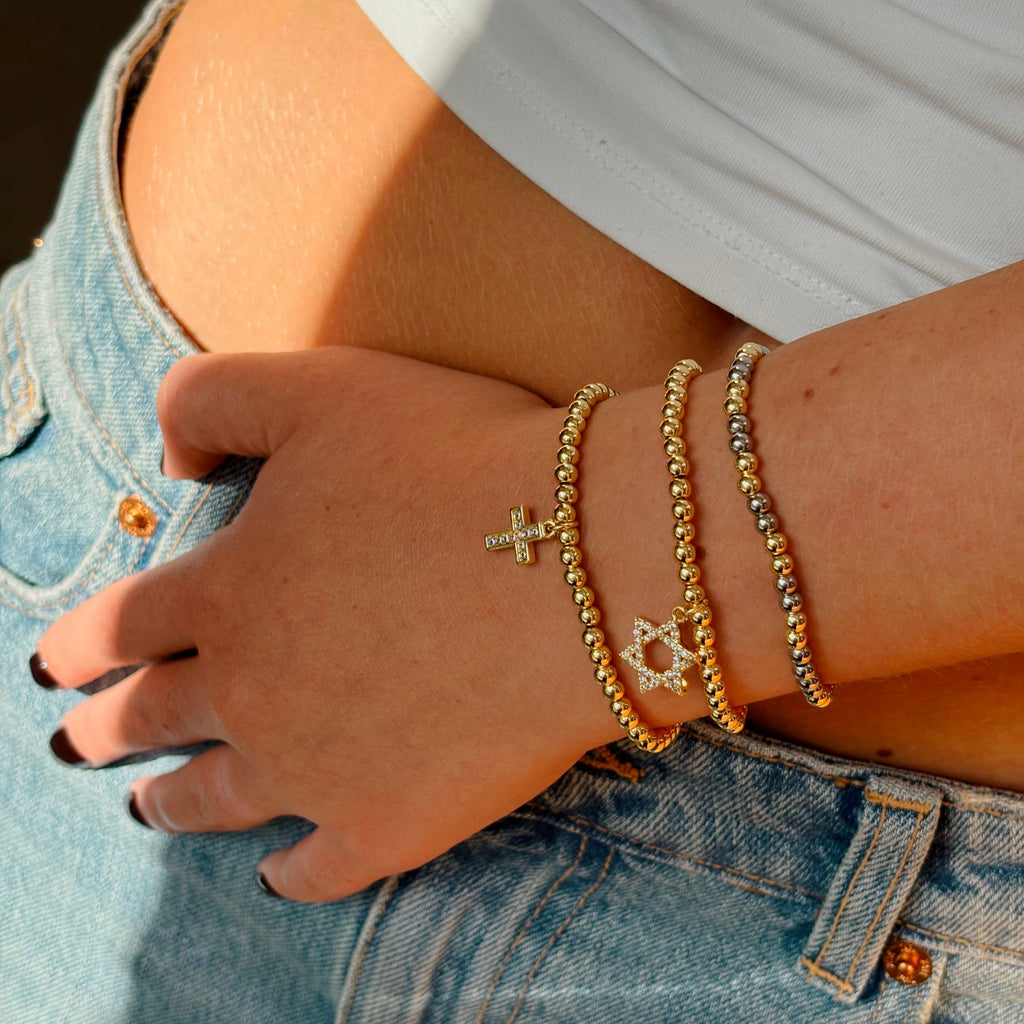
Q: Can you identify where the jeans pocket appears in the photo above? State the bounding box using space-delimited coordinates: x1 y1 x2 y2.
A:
0 269 152 616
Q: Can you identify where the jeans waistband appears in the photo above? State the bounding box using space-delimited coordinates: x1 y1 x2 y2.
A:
539 721 1024 1000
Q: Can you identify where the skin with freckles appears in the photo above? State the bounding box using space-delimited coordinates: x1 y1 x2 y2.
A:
30 0 1024 901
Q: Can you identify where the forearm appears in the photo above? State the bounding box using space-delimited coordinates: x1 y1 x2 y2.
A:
574 262 1024 728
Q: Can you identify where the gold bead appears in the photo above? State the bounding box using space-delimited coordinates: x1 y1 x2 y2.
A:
555 463 578 484
661 417 682 438
738 473 761 496
663 437 684 458
554 503 575 522
560 427 581 446
765 532 787 554
573 586 595 608
560 545 582 566
739 342 763 360
623 712 641 730
677 563 701 583
567 401 591 420
672 495 693 518
565 413 586 435
727 379 750 399
701 665 722 685
694 626 716 646
691 605 712 626
664 388 685 406
675 542 696 563
683 584 705 605
669 477 691 499
557 445 579 466
786 611 807 632
674 521 695 543
787 630 807 650
735 451 758 474
555 483 578 504
595 664 615 684
558 527 580 547
667 456 689 477
771 554 794 575
697 648 716 667
661 401 682 419
602 682 624 701
611 699 630 716
582 627 605 649
564 567 587 587
590 645 612 666
579 606 601 627
724 396 746 416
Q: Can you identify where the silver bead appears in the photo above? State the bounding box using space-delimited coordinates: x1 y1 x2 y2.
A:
791 647 812 666
729 433 752 454
728 365 751 382
756 513 778 534
780 591 803 612
748 492 772 514
775 574 797 594
727 414 751 435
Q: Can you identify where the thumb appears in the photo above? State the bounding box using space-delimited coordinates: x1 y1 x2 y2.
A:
256 828 382 904
157 352 313 478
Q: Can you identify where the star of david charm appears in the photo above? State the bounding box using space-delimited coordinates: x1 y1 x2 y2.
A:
619 616 697 695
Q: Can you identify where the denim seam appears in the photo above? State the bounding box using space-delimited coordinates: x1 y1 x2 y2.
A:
11 287 37 422
687 729 1024 821
869 975 889 1023
896 920 1024 961
807 805 889 990
900 986 922 1024
843 807 930 986
579 746 644 783
474 835 589 1024
0 528 149 614
94 142 188 362
523 804 820 900
800 958 854 995
53 326 172 512
504 847 615 1024
335 877 400 1024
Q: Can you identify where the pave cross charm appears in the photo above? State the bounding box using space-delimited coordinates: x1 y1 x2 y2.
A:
620 616 697 695
484 506 555 565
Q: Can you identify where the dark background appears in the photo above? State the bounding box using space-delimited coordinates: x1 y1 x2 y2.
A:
0 1 145 269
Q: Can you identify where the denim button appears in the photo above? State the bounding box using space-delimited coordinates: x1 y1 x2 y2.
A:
882 941 932 985
118 496 158 537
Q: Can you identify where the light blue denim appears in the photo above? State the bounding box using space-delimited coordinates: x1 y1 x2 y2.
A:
1 3 1023 1021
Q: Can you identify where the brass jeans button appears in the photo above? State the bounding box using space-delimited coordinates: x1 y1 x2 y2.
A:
118 496 158 538
883 940 933 985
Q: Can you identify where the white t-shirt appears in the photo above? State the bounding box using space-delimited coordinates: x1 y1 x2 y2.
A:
354 0 1024 341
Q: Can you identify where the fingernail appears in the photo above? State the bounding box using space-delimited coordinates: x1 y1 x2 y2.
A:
30 652 59 690
126 792 152 828
49 728 85 766
256 872 283 899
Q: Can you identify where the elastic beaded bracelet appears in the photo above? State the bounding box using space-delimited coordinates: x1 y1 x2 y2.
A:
660 359 746 733
484 383 680 753
726 344 835 708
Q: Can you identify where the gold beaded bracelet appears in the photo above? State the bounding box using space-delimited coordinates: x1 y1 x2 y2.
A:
484 383 680 753
726 343 835 708
659 359 746 733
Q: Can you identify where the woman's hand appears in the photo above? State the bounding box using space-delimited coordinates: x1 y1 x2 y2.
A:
35 348 623 902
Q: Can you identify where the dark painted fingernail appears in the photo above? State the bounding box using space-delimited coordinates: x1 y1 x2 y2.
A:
126 792 152 828
49 728 85 766
256 872 283 899
30 653 59 690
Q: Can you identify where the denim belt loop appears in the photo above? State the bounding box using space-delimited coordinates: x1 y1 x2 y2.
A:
798 773 944 1003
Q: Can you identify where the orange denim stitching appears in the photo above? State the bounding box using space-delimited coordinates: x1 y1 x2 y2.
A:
812 805 888 972
524 804 820 900
799 956 854 994
896 920 1024 961
843 808 930 985
579 746 644 783
504 848 615 1024
475 836 589 1024
868 974 889 1022
865 791 934 815
11 286 37 421
336 877 400 1024
52 327 171 512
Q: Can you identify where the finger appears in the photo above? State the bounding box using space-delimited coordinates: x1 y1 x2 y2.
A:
256 828 382 904
158 351 326 478
130 743 281 833
55 658 222 767
34 544 211 688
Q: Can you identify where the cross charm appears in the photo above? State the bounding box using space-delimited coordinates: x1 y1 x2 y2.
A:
484 506 554 565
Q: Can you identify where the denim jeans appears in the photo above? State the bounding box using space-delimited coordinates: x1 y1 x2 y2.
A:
1 2 1023 1021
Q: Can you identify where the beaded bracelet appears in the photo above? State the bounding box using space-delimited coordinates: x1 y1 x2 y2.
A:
484 383 681 753
660 359 746 733
726 344 834 708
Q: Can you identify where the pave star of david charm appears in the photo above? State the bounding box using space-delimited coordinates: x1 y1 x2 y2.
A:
620 616 697 695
